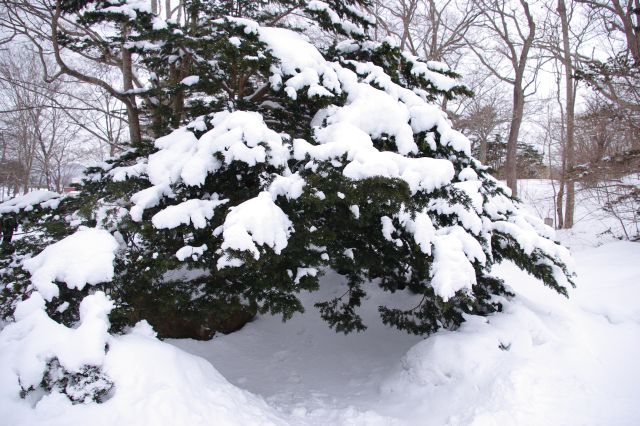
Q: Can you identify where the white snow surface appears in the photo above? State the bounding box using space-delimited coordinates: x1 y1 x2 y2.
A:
0 294 288 426
216 192 293 267
306 1 365 37
1 183 639 425
1 18 626 425
130 110 288 223
170 239 640 426
429 230 478 300
22 227 119 301
152 197 228 229
0 190 61 214
3 292 114 388
517 179 639 248
175 244 208 261
180 75 200 86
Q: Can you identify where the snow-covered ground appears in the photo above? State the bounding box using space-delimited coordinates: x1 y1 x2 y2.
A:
517 179 638 248
170 239 640 425
167 179 640 425
1 179 638 425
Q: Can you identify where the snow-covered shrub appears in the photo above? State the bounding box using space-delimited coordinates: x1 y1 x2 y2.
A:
1 290 115 405
0 190 81 320
35 359 114 404
0 1 574 343
0 292 289 424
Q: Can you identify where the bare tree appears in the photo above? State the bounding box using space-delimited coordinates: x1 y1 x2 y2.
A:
372 0 480 65
467 0 545 197
0 0 144 145
576 0 640 111
454 87 510 163
538 0 594 227
0 51 87 192
555 0 577 226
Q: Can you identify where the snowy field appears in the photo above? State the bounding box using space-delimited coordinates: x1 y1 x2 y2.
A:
168 180 640 425
1 180 639 425
169 240 640 425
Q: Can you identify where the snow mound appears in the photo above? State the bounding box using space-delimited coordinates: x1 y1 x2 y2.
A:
166 240 639 425
378 243 640 425
22 227 119 301
0 292 113 394
1 224 288 426
0 295 288 426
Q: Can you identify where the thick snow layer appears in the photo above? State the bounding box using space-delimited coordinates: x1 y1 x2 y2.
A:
148 111 288 186
294 123 454 194
259 24 469 157
147 111 288 191
307 1 365 37
430 232 476 300
404 53 458 92
326 78 417 155
269 173 306 201
172 240 640 426
175 244 208 261
258 26 340 102
379 242 640 425
151 197 228 229
5 240 637 425
108 161 147 182
180 75 199 86
216 192 293 267
97 0 150 20
1 292 113 390
0 296 288 426
22 228 119 301
130 111 288 221
398 208 435 254
0 190 61 214
1 180 638 425
492 213 573 271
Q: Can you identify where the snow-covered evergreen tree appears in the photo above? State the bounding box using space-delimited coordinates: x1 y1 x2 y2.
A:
0 0 574 350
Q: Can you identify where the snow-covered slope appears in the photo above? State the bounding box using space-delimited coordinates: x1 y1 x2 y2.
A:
171 240 640 425
1 180 638 425
517 179 638 248
168 179 640 425
0 317 289 426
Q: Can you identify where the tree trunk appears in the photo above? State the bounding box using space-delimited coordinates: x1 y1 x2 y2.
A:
556 171 564 229
558 0 575 228
479 135 488 164
122 25 142 146
506 84 525 197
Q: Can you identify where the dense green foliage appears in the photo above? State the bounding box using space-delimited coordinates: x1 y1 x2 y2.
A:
0 0 574 340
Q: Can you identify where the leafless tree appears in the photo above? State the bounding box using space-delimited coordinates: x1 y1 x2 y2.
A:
0 50 88 192
454 87 510 163
467 0 546 197
576 0 640 111
0 0 144 145
372 0 480 65
536 0 595 227
555 0 577 226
